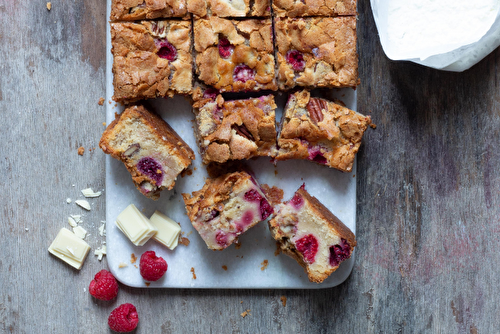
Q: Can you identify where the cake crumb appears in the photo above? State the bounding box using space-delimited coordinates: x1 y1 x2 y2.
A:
118 262 128 268
240 301 243 304
180 168 193 177
179 237 190 246
46 2 51 10
240 309 251 318
98 97 105 105
190 267 197 279
108 100 112 104
145 282 150 287
280 296 287 307
235 243 242 249
260 259 268 271
77 146 85 156
222 265 228 271
130 253 137 264
274 243 281 256
102 122 107 126
187 231 192 236
261 184 284 206
274 169 278 176
370 123 377 129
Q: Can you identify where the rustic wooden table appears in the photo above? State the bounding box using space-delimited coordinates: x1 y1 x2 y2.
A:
2 0 499 332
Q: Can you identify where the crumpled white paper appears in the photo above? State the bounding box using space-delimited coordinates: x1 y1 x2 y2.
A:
371 0 500 71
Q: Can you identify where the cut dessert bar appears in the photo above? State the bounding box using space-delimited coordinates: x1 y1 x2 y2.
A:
111 20 192 103
269 184 356 283
276 90 371 172
192 92 278 164
110 0 188 21
182 171 273 250
274 17 359 90
99 105 195 200
273 0 356 18
193 17 277 93
187 0 270 18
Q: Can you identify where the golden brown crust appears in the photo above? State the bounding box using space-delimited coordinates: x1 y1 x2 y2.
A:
99 105 195 199
275 17 359 90
194 18 277 93
187 0 270 18
193 95 277 164
111 21 193 103
273 0 356 17
276 90 371 172
110 0 189 21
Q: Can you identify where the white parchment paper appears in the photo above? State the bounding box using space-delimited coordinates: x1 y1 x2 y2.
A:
372 0 500 71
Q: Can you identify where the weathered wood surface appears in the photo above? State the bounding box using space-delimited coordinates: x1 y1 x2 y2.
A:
1 0 499 332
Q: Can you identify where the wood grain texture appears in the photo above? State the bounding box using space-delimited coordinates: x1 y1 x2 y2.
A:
1 0 499 332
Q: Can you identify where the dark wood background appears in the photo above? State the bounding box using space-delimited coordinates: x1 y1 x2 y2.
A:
1 0 499 332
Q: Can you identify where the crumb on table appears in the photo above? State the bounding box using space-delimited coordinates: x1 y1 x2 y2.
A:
280 296 287 307
235 243 242 249
240 309 251 318
222 265 228 271
98 97 105 105
130 253 137 264
46 2 51 10
77 146 85 156
260 259 268 271
145 282 150 287
190 267 197 279
179 237 190 246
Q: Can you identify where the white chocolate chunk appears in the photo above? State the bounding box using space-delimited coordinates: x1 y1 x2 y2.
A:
94 245 106 261
75 200 91 211
73 226 87 239
48 228 91 270
68 216 78 227
149 211 182 250
99 222 106 237
66 198 72 204
81 188 102 198
115 204 157 246
71 215 82 223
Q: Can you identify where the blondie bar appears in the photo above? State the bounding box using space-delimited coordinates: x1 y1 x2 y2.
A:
274 17 359 90
276 90 370 172
111 20 192 102
194 17 277 93
273 0 356 18
182 171 273 250
269 184 356 283
99 105 195 200
188 0 270 18
110 0 188 21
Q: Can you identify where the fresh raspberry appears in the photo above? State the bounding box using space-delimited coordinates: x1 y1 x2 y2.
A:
218 37 234 58
259 199 273 220
139 251 168 281
286 50 305 71
108 303 139 333
296 234 318 264
244 189 263 202
233 64 255 83
329 238 351 267
137 157 164 185
89 269 119 301
156 40 177 61
290 191 304 210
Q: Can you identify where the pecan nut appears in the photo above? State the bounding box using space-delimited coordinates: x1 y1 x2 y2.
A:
232 124 255 141
306 98 327 123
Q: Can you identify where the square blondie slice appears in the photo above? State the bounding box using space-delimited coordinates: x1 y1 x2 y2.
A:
99 105 195 200
276 90 371 172
187 0 270 18
274 17 359 90
192 92 277 164
182 171 273 250
269 184 356 283
273 0 356 18
110 0 188 21
194 17 277 93
111 20 192 103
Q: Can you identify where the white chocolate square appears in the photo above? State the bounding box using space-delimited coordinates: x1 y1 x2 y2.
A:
115 204 157 246
149 211 181 250
48 228 91 270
